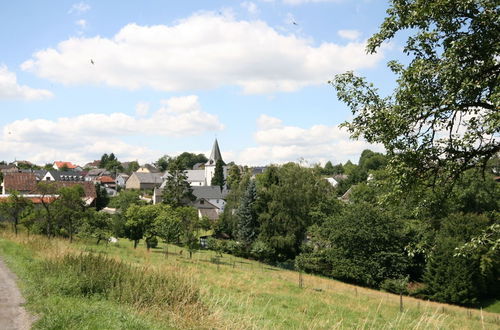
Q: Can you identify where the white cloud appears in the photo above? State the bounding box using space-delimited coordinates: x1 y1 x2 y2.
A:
22 12 384 94
0 65 53 101
257 114 283 130
68 2 90 14
0 95 223 165
337 29 361 40
235 115 384 165
75 19 87 28
241 1 259 14
135 102 149 116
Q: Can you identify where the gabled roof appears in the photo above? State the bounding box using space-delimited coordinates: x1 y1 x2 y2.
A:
86 168 109 176
139 164 160 173
205 139 224 166
199 208 219 221
161 170 205 185
132 172 163 184
84 160 101 168
97 176 115 183
192 186 228 200
46 170 85 181
54 161 78 169
3 173 37 193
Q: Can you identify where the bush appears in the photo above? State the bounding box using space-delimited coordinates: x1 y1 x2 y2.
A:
380 277 409 295
145 236 158 249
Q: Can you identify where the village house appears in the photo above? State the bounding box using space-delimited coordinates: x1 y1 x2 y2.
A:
136 164 160 173
115 173 129 188
125 172 163 190
1 172 97 205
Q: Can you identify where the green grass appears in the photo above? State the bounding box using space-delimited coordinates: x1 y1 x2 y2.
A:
0 238 168 330
1 232 499 329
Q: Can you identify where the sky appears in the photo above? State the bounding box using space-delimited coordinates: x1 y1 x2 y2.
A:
0 0 407 167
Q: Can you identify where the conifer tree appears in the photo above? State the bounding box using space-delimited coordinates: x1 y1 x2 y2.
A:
162 159 195 208
211 159 225 189
236 180 258 248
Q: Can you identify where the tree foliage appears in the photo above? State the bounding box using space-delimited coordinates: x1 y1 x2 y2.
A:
236 180 258 248
0 191 32 236
211 159 225 189
331 0 500 188
423 213 497 305
100 153 124 173
162 159 195 208
300 202 409 287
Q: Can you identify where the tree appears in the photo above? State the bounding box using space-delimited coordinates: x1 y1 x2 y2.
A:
162 159 195 208
94 183 109 211
176 206 201 258
126 161 140 174
255 163 333 262
0 192 32 236
423 213 495 305
211 159 225 189
226 164 242 190
176 152 208 170
303 202 409 288
100 153 123 173
108 190 144 237
155 155 171 172
37 182 59 238
155 204 183 256
236 180 258 249
124 204 159 249
331 1 499 188
79 210 113 245
52 185 86 242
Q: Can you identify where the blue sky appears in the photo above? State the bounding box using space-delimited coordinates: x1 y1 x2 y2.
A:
0 0 405 166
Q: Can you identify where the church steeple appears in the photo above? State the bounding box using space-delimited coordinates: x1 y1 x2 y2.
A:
206 139 224 166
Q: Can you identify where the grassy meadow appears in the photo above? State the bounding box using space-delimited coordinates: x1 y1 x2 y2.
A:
0 231 499 329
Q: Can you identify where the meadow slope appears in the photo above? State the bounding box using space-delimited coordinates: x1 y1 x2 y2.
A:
0 232 498 329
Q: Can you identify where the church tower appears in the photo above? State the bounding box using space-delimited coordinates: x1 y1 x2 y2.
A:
205 139 227 186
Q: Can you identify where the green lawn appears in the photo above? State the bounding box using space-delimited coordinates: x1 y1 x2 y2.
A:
1 232 499 329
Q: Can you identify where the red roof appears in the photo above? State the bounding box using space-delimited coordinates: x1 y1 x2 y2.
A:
97 176 115 183
54 161 77 169
3 173 37 193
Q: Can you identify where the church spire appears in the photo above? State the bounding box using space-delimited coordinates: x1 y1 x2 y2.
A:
206 139 224 165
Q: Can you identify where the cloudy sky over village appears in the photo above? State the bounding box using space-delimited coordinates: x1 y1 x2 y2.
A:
0 0 404 166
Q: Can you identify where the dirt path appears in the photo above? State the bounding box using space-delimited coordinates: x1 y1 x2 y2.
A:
0 257 33 330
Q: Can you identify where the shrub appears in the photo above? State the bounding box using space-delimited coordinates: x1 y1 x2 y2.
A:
380 277 409 295
145 236 158 249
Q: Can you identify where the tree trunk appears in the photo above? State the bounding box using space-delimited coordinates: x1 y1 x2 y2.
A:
13 218 18 236
134 240 138 249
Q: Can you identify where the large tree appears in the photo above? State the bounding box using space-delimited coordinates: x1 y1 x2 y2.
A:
332 0 499 188
162 159 195 208
236 180 258 249
0 191 32 236
211 159 225 189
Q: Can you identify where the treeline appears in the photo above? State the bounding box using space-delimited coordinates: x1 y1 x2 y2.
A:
214 151 499 306
0 184 209 258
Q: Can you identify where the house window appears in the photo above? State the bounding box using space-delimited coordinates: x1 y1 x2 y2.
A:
200 200 204 204
45 177 51 181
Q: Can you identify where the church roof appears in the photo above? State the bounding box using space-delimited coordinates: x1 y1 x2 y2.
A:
205 139 224 166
